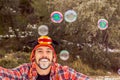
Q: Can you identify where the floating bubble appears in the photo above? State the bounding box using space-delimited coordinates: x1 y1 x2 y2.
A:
76 55 80 59
98 19 108 30
118 68 120 75
59 50 69 61
50 11 63 23
38 25 48 36
64 10 77 23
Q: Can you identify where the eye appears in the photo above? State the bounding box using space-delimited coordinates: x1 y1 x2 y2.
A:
38 50 42 52
46 50 52 53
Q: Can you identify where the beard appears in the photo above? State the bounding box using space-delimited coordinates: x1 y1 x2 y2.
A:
36 58 52 70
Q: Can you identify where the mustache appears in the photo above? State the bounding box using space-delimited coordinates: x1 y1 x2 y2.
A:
39 57 50 61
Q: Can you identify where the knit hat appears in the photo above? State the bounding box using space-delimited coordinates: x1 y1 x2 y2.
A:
30 36 57 63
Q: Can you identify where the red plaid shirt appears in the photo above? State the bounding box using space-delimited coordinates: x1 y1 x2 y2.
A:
0 63 92 80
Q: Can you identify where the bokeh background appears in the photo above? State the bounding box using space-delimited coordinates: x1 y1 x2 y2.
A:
0 0 120 77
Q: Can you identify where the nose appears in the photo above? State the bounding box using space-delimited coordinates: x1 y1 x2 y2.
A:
42 51 48 57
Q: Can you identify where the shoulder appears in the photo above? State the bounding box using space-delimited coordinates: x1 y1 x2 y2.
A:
12 63 32 71
56 63 73 73
55 63 92 80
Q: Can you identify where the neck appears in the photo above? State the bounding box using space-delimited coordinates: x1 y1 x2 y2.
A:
36 64 51 75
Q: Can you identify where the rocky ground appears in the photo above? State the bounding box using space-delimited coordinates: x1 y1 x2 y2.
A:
91 76 120 80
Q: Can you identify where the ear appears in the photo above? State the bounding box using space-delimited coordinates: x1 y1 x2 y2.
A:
52 54 57 63
53 57 56 62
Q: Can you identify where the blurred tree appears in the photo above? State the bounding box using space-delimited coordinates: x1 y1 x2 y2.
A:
0 0 31 51
0 0 49 51
0 0 119 72
48 0 120 71
31 0 50 22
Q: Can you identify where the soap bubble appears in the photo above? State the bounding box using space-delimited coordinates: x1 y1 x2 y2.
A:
38 25 48 36
64 10 77 23
59 50 69 61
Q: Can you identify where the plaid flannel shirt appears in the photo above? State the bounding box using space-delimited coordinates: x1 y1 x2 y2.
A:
0 63 92 80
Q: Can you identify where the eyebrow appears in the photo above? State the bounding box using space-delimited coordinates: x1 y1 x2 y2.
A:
36 48 43 50
36 48 52 50
47 48 52 50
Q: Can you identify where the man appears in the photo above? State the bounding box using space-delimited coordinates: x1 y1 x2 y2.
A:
0 36 92 80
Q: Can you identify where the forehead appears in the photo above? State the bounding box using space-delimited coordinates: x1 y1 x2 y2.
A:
36 46 52 50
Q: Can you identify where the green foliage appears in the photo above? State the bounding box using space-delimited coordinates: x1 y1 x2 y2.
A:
0 49 7 58
80 45 111 70
108 52 120 71
13 51 30 63
31 0 50 22
58 56 107 76
50 0 120 73
0 58 18 68
0 51 30 68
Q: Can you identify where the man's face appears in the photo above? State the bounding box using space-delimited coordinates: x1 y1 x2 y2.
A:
35 46 53 70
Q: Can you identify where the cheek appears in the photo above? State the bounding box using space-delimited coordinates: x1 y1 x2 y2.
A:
35 53 41 61
49 54 54 61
